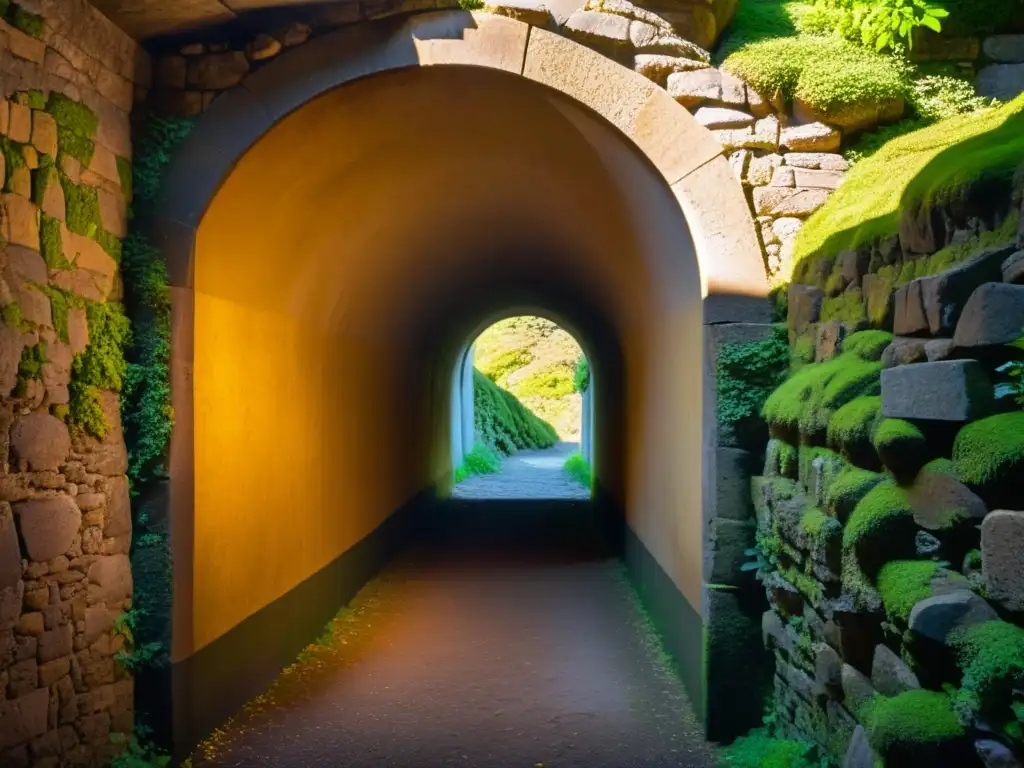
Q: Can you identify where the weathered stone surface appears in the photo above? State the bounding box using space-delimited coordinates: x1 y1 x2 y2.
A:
10 413 71 472
788 284 823 339
908 590 998 644
0 688 48 751
7 103 31 144
12 496 81 562
814 642 842 697
693 106 753 129
843 725 876 768
815 320 846 362
981 510 1024 612
785 153 850 172
793 168 844 190
976 63 1024 101
984 35 1024 63
862 273 894 329
907 471 988 532
1 194 40 250
921 246 1018 335
87 554 132 603
779 123 841 152
72 391 128 475
666 67 745 108
1004 250 1024 284
841 664 875 712
0 504 21 591
770 166 795 188
711 126 776 152
881 337 927 369
753 187 831 218
870 644 920 696
67 307 88 355
276 20 312 47
37 623 72 663
881 360 994 422
634 53 707 84
794 94 905 134
186 50 249 90
916 530 942 557
954 282 1024 347
154 55 187 89
747 154 782 186
563 10 630 53
103 476 131 539
975 739 1022 768
893 279 928 335
924 338 955 362
247 33 281 62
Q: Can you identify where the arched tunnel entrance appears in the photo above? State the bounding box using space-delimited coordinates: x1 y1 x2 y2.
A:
152 10 772 757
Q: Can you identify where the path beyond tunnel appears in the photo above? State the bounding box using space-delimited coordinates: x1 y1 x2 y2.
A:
453 443 591 500
191 502 714 768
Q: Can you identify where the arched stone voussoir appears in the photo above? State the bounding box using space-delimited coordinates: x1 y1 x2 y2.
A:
158 8 768 307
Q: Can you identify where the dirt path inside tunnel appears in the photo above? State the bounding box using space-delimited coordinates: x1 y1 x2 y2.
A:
452 442 592 500
190 505 715 768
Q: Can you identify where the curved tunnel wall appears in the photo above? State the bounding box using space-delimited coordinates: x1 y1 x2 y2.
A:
154 9 771 752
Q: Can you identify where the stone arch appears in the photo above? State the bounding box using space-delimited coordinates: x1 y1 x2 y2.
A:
154 9 771 753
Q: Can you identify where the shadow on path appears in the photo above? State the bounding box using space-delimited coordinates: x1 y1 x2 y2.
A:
453 442 590 501
192 502 713 768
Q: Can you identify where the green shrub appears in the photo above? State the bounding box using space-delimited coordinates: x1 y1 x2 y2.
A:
793 93 1024 268
723 36 907 116
864 690 965 759
718 726 824 768
574 356 590 394
876 559 942 621
454 442 501 483
563 451 592 490
910 75 997 123
514 365 575 399
717 325 790 442
949 620 1024 728
473 369 557 456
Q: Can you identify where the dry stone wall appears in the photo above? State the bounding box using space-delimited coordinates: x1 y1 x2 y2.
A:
0 1 148 765
754 174 1024 767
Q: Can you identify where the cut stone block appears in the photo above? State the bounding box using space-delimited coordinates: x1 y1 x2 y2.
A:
881 360 993 422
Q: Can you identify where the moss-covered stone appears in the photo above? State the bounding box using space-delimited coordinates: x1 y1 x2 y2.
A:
952 412 1024 509
863 690 965 764
825 466 885 523
843 479 917 574
827 395 881 463
873 418 929 478
922 457 958 480
791 334 815 369
15 341 46 397
763 352 882 443
766 438 799 479
39 214 70 269
876 560 943 622
842 330 894 362
949 620 1024 730
7 3 44 37
820 289 867 326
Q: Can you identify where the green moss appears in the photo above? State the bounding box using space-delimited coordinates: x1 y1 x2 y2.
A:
68 301 130 439
843 479 916 569
873 418 928 476
792 93 1024 270
952 412 1024 503
718 726 824 768
60 175 101 238
116 156 133 201
46 92 98 140
723 37 907 117
49 403 69 421
39 214 71 269
820 289 867 325
31 163 59 208
15 90 46 110
454 441 501 484
791 334 815 369
1 137 25 193
876 560 942 622
573 356 590 394
827 395 881 458
949 620 1024 728
824 466 885 521
36 285 82 344
922 457 957 480
778 441 798 478
843 331 893 362
716 325 790 442
762 352 881 442
96 229 122 263
56 130 95 167
2 302 23 330
15 341 46 397
7 3 44 37
864 690 964 759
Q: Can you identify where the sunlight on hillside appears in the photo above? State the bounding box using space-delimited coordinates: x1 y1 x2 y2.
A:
474 316 585 440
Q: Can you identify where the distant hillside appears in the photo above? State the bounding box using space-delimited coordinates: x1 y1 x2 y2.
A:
474 316 585 441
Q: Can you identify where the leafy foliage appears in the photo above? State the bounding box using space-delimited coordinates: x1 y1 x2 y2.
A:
69 301 131 439
574 356 590 394
717 325 790 440
473 369 558 456
453 442 501 483
718 726 828 767
563 451 592 490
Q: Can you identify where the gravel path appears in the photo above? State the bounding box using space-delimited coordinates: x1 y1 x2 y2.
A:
192 503 713 768
452 442 591 500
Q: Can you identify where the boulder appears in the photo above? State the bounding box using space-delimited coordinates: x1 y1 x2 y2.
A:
13 496 81 562
981 510 1024 612
908 590 998 644
634 54 708 85
788 284 823 339
793 94 905 134
953 282 1024 347
693 106 754 129
975 739 1022 768
666 67 745 108
871 644 921 696
976 63 1024 101
10 412 70 472
984 35 1024 63
843 725 876 768
881 360 993 422
919 245 1014 335
816 320 846 362
881 337 927 369
753 187 831 218
814 642 842 698
1003 250 1024 284
924 339 955 362
779 123 841 153
906 471 987 532
841 664 876 713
